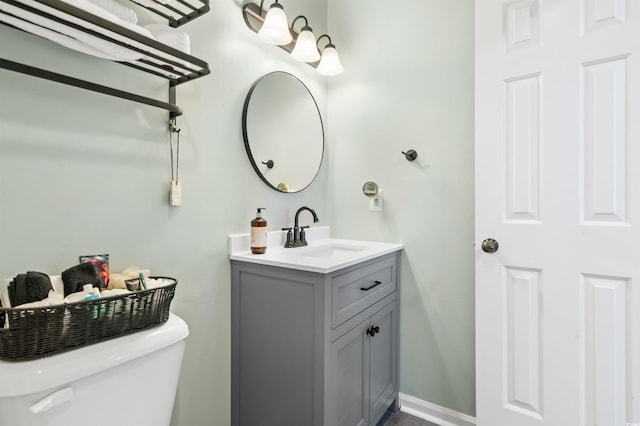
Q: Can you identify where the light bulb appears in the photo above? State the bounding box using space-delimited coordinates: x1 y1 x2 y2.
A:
291 27 320 62
258 2 292 46
317 44 343 76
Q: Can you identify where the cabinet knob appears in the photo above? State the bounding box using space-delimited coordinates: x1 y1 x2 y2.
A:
366 326 380 337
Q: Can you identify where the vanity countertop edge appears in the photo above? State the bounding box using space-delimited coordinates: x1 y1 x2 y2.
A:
228 226 403 274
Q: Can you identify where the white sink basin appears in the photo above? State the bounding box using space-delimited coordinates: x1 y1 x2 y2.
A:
288 243 368 259
229 227 403 273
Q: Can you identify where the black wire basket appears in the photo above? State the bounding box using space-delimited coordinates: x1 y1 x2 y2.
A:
0 277 177 361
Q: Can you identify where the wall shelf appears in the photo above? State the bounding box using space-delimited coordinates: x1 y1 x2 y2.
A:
138 0 209 28
0 58 184 116
0 0 210 117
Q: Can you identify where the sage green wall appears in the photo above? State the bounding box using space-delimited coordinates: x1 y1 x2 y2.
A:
325 0 476 417
0 1 327 424
0 0 475 423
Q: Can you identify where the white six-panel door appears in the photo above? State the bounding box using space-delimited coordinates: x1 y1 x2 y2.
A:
476 1 639 425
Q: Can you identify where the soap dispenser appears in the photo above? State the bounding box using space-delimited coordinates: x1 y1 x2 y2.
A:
251 208 267 254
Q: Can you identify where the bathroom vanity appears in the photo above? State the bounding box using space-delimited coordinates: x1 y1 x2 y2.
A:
230 228 402 426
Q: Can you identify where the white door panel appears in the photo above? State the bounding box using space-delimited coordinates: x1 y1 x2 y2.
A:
476 0 640 425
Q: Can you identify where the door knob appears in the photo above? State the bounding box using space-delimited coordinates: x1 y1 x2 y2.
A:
481 238 499 253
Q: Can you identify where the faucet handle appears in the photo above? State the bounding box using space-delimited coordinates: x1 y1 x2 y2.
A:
299 226 310 243
282 228 293 248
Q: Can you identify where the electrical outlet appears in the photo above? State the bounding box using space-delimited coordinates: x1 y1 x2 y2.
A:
370 189 383 212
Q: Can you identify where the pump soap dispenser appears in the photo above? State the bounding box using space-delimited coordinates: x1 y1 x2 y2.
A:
251 208 267 254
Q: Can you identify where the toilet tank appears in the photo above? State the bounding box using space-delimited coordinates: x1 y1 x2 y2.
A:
0 313 189 426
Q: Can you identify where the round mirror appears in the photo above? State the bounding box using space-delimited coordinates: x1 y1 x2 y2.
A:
242 71 324 193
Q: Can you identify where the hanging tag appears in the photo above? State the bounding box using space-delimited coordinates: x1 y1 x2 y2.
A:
169 118 181 207
170 180 182 206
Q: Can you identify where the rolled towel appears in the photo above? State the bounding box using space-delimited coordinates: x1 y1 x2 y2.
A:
9 274 24 307
9 272 52 306
107 273 127 290
122 267 151 278
25 271 54 304
87 0 137 24
61 263 101 296
107 269 150 289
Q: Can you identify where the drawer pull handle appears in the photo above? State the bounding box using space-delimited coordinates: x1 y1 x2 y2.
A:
366 326 380 337
360 280 382 291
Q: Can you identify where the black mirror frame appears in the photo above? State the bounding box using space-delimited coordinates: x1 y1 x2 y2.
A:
242 71 325 193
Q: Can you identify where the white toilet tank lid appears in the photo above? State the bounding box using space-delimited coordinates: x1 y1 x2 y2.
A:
0 313 189 397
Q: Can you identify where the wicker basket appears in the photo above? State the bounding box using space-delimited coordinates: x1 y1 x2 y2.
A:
0 277 177 361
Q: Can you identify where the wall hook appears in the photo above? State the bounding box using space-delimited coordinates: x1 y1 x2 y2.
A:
262 160 274 169
402 149 418 161
169 118 181 133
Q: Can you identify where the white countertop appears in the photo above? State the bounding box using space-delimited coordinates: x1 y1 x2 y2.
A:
228 226 403 273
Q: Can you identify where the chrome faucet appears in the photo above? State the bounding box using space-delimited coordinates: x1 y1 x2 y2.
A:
283 206 319 248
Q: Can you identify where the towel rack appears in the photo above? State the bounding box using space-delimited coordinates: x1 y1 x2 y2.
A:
0 0 211 118
0 58 184 116
137 0 209 28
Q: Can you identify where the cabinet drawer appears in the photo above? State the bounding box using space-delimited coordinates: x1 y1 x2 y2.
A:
332 256 396 328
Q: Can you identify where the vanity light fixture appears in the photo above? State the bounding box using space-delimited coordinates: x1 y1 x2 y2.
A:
290 16 320 63
316 35 343 76
242 1 342 75
257 0 292 45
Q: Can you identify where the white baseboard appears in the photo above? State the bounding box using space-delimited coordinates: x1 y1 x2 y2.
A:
398 392 476 426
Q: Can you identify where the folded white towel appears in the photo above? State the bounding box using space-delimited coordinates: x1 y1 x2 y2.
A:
57 0 154 60
75 30 146 61
0 278 11 309
145 24 190 53
10 0 155 61
0 8 120 60
14 290 64 309
144 23 190 68
145 277 175 289
100 288 132 298
8 0 196 74
88 0 137 24
50 275 64 296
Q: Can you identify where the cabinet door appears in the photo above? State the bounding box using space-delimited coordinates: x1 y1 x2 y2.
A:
331 319 370 426
368 301 397 422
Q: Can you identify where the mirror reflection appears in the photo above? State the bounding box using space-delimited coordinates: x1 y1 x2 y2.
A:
242 71 324 193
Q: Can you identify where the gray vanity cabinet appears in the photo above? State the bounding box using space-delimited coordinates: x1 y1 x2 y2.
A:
330 300 397 426
231 252 400 426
